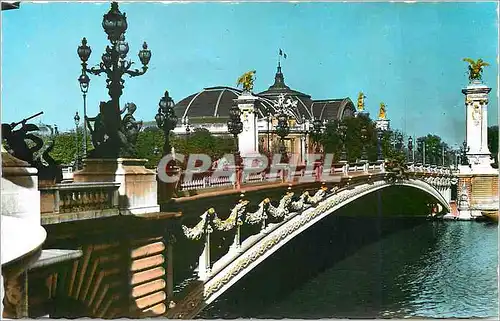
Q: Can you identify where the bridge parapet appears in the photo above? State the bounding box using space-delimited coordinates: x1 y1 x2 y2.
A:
39 182 120 225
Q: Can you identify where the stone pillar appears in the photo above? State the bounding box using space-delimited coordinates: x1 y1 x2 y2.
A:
462 81 496 174
235 92 259 157
2 147 47 318
73 158 160 215
375 118 390 132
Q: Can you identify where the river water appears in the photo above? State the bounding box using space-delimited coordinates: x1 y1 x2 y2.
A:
200 219 498 319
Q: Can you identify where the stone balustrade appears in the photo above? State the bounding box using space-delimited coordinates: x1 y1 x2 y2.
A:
39 182 120 224
175 161 448 194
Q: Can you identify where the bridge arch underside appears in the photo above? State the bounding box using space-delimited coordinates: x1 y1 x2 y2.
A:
195 183 449 318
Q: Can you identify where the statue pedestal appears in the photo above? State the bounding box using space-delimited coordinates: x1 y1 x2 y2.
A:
73 158 159 215
1 147 47 318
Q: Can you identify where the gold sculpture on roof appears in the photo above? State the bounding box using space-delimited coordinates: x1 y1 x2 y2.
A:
378 102 386 120
237 70 257 92
357 92 366 112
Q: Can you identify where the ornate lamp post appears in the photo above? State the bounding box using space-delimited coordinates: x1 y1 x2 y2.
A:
360 125 368 162
77 2 151 122
395 133 404 152
339 121 348 162
460 140 470 165
408 136 413 163
276 109 290 163
77 70 90 157
227 103 243 169
74 112 81 170
312 118 322 153
376 128 383 161
155 91 177 155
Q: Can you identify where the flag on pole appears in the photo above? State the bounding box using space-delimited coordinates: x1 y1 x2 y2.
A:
284 53 287 59
279 49 283 56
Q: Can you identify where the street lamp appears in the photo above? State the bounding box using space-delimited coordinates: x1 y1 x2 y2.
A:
338 121 348 163
227 103 243 166
155 91 177 155
408 136 413 163
360 125 368 162
376 129 383 161
276 109 290 163
312 118 322 153
77 70 90 157
74 111 81 170
460 140 470 165
77 2 151 123
396 133 404 152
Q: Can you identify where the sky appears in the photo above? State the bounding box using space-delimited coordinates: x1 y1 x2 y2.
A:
1 1 498 147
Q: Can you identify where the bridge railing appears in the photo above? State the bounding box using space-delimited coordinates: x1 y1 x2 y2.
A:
176 161 387 193
174 160 452 194
40 182 120 217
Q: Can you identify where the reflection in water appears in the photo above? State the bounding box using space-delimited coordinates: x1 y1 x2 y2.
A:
201 220 498 319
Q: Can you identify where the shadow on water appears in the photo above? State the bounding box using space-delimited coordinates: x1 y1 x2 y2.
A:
199 218 498 319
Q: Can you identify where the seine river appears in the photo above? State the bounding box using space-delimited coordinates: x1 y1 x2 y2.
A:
200 219 498 319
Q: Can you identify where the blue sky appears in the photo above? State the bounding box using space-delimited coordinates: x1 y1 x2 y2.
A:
1 1 498 147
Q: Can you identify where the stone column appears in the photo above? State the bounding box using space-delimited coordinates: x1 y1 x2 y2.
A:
462 81 495 174
235 92 259 157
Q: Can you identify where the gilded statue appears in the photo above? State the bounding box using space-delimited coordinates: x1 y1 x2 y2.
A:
237 70 257 92
357 92 366 112
378 102 387 120
463 58 489 82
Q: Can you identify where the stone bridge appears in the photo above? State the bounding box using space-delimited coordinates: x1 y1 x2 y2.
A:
165 164 456 319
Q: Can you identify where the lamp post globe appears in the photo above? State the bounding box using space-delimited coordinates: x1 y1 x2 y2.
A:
77 37 92 63
74 112 80 126
78 72 90 94
138 42 152 66
116 34 130 58
102 1 128 44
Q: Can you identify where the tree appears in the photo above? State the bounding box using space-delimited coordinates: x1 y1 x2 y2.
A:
318 115 380 163
415 134 449 166
49 128 93 166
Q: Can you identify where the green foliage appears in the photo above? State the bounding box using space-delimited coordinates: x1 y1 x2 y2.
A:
135 128 236 169
136 129 165 168
415 134 449 165
319 115 379 162
46 128 92 166
172 128 235 161
488 125 498 168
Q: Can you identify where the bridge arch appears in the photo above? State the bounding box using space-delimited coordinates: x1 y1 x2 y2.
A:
170 178 450 318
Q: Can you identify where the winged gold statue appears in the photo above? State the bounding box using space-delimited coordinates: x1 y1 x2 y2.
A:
378 102 386 120
463 58 489 82
237 70 257 92
357 92 366 112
